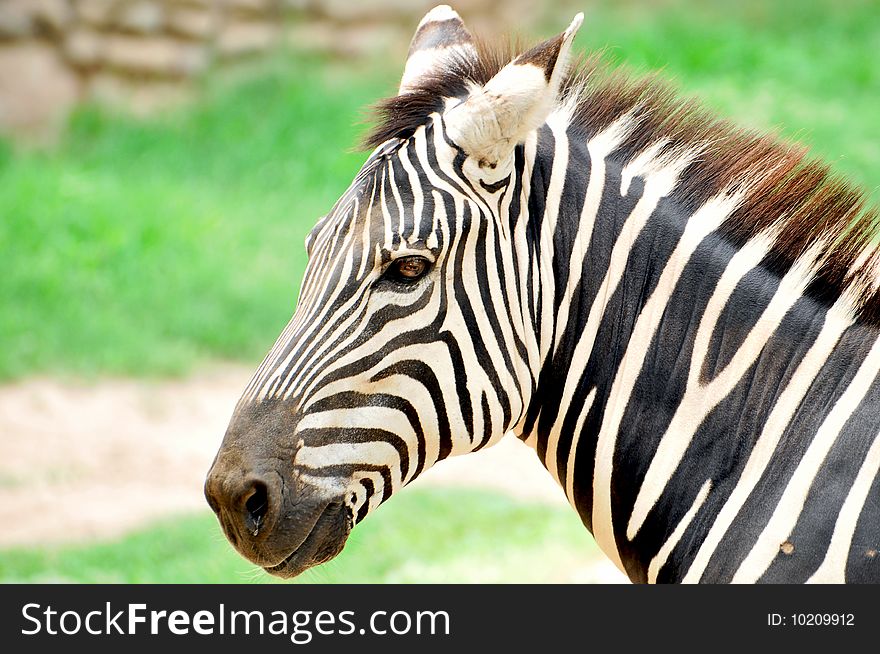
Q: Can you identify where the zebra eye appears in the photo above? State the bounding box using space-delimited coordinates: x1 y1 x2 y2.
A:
388 256 430 282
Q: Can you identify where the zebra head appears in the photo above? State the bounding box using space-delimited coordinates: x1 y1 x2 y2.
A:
204 6 584 578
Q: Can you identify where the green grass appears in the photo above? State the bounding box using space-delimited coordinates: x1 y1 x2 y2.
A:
557 0 880 195
0 489 602 584
0 1 877 380
0 57 395 380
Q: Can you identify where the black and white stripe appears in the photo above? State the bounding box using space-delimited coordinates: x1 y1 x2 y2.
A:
224 6 880 583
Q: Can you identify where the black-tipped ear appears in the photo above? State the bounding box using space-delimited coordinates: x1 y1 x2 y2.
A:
514 33 568 83
399 5 476 94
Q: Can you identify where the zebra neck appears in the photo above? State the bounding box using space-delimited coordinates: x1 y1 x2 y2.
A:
512 123 688 512
511 125 880 582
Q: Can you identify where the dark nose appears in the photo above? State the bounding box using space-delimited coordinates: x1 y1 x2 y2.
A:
205 464 272 541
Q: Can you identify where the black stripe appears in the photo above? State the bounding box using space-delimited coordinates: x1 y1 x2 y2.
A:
758 370 880 582
699 321 879 582
845 463 880 582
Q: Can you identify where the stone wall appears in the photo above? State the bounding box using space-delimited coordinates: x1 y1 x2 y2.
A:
0 0 537 143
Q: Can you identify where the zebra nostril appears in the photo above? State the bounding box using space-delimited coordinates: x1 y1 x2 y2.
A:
244 481 269 536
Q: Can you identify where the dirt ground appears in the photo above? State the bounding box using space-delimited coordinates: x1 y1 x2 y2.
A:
0 364 627 582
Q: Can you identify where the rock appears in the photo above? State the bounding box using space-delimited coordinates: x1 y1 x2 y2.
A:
163 0 215 8
88 71 192 116
312 0 427 24
216 21 279 57
166 6 219 40
63 28 104 69
285 21 336 53
0 2 35 40
115 0 165 34
0 0 516 142
224 0 279 16
337 23 407 58
75 0 116 28
31 0 74 37
0 43 80 143
287 21 406 59
104 35 209 77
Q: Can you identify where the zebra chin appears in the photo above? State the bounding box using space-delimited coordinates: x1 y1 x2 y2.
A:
260 499 352 579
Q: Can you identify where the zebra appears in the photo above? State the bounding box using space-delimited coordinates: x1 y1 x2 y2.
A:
204 5 880 583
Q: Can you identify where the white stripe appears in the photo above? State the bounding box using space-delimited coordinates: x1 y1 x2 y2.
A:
551 117 615 352
807 429 880 583
297 284 443 409
398 143 425 243
588 145 698 571
387 159 406 238
536 118 570 479
297 407 420 484
450 199 522 434
626 230 795 540
270 249 365 400
648 479 712 584
516 131 543 397
565 387 597 507
731 333 880 582
681 300 853 582
523 130 542 333
351 470 386 518
538 118 633 475
298 442 403 492
537 115 570 369
380 166 393 247
357 179 378 278
258 215 364 400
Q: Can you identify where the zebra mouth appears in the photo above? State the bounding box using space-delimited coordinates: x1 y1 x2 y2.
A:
263 500 351 578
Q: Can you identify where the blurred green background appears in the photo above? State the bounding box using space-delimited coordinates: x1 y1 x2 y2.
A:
0 0 877 583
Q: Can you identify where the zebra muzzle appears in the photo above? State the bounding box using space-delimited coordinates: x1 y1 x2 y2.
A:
205 449 351 576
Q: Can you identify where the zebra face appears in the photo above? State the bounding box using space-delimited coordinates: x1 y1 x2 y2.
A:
205 123 530 577
203 133 515 576
205 5 581 578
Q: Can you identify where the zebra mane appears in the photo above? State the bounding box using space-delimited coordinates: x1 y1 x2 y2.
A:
364 38 880 328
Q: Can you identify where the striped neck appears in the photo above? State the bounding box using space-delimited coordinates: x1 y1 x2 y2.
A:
511 115 880 582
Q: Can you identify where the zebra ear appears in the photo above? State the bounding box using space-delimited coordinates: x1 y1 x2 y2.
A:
443 13 583 173
399 5 476 95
